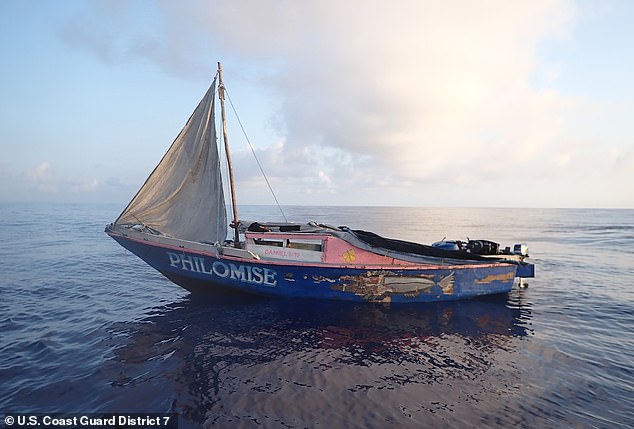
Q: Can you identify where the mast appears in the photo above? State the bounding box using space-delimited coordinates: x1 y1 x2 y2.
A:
217 62 240 247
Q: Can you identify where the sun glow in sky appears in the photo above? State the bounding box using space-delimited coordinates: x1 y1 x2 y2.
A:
1 0 633 208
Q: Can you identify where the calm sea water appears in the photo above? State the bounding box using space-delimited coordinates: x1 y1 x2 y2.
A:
1 203 633 428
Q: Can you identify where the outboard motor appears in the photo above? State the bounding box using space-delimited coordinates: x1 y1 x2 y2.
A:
513 243 529 256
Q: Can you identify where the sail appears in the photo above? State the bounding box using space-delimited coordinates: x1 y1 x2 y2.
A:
115 79 227 243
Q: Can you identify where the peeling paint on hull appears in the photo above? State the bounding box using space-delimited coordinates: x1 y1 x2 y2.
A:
109 232 518 303
475 271 515 284
334 272 456 302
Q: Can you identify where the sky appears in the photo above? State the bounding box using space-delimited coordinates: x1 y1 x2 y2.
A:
1 0 633 208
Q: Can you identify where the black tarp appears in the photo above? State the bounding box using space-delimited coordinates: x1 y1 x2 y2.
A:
350 229 495 262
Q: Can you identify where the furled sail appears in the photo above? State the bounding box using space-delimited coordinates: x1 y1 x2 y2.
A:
115 79 227 243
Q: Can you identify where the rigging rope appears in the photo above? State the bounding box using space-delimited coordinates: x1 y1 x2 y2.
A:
224 88 288 222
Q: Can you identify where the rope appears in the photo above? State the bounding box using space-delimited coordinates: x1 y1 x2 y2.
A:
224 87 288 222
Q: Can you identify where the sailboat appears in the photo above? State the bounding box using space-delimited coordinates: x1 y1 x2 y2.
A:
106 63 534 303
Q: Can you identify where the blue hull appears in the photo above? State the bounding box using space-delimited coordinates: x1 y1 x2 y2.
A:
109 232 518 303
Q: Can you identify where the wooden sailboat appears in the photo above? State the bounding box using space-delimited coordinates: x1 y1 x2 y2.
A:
106 63 534 303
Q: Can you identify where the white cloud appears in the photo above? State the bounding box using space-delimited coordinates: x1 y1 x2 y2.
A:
203 0 579 200
21 161 102 197
318 171 332 186
58 0 634 207
74 178 100 193
29 161 51 182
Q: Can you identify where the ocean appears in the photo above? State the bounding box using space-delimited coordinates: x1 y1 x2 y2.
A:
1 203 633 428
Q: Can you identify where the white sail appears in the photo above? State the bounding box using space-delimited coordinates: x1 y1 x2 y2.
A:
115 79 227 243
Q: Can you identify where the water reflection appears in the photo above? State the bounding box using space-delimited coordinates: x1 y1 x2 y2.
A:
106 292 532 427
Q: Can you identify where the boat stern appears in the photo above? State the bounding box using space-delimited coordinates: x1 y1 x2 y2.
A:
516 262 535 278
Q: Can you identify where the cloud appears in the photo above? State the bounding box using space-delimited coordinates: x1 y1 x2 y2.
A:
156 1 577 193
23 161 102 196
60 1 634 206
25 161 59 194
29 161 51 182
74 178 100 192
58 1 213 78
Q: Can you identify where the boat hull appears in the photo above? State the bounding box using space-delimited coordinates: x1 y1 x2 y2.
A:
108 231 519 303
